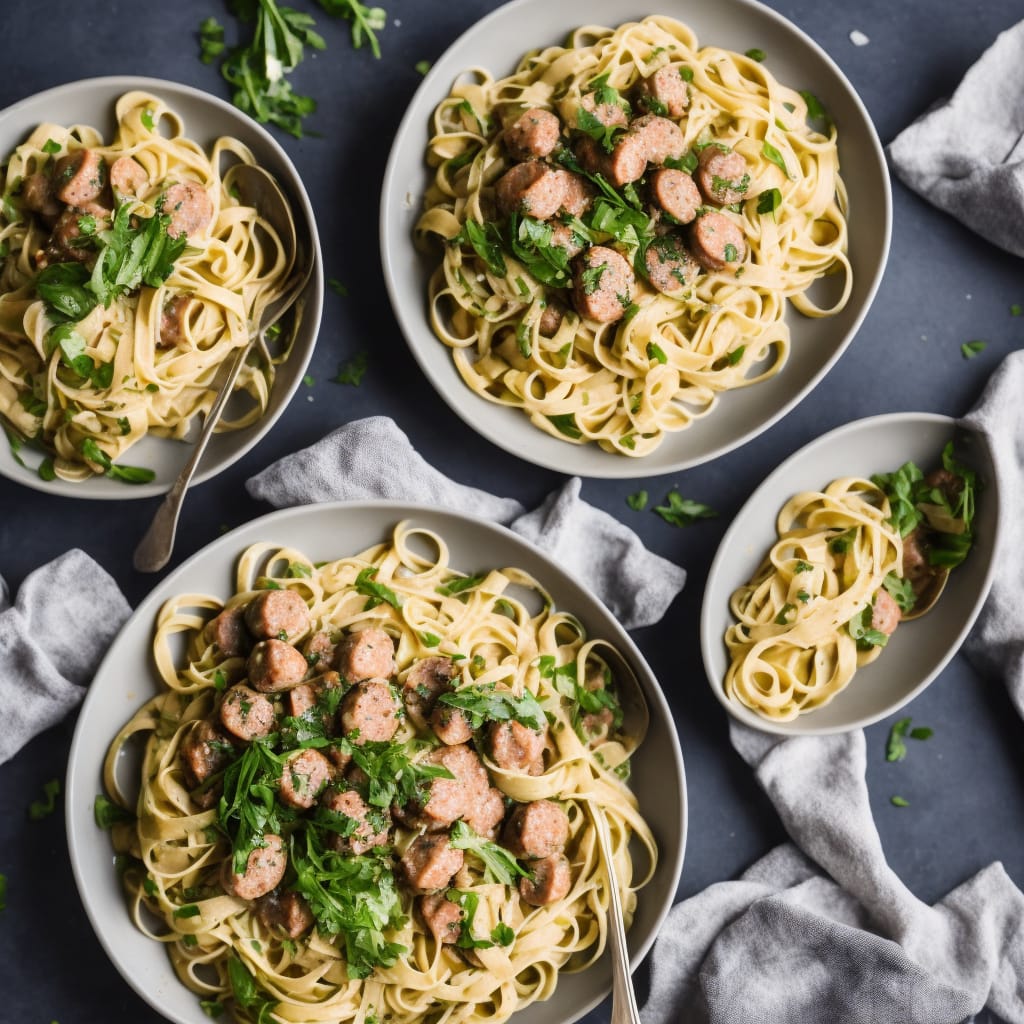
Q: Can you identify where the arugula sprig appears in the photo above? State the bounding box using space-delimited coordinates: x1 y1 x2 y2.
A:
436 682 546 731
449 820 530 884
317 0 387 59
341 738 454 810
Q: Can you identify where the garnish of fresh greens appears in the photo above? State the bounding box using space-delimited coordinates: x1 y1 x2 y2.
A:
871 442 976 569
449 821 531 884
341 739 454 809
94 794 137 829
847 605 888 650
961 340 986 360
354 567 402 609
882 572 916 613
885 717 933 762
227 953 278 1019
333 351 368 386
201 0 385 139
626 489 648 511
437 682 547 731
576 74 630 153
27 778 61 821
537 655 623 738
654 490 717 527
79 437 156 485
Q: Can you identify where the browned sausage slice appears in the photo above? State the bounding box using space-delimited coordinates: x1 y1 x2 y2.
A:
571 245 635 324
579 90 628 128
336 627 396 682
340 679 401 744
180 718 234 789
488 719 547 776
463 785 506 840
870 589 901 637
689 211 747 271
430 703 474 745
401 833 465 893
636 64 691 118
247 638 309 692
279 748 334 809
53 149 107 207
303 630 336 672
649 168 701 224
162 181 214 238
321 788 391 855
44 208 93 264
417 744 490 829
505 108 562 161
503 799 569 859
204 605 250 658
256 891 315 938
419 893 463 943
109 156 149 198
555 170 592 217
696 145 751 205
244 589 310 642
219 684 275 742
519 853 572 906
222 833 287 900
22 173 60 219
631 114 686 167
495 161 568 219
158 295 192 349
644 234 701 297
402 655 456 730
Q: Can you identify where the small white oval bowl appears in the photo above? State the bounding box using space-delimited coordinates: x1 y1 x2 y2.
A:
700 413 1001 735
0 76 323 500
380 0 891 478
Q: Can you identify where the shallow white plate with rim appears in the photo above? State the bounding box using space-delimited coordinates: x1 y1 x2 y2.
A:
380 0 891 478
66 501 687 1024
700 413 1001 735
0 76 323 500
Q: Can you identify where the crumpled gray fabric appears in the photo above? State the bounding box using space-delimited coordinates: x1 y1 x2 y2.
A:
888 19 1024 257
0 548 131 766
961 349 1024 718
246 415 686 630
643 352 1024 1024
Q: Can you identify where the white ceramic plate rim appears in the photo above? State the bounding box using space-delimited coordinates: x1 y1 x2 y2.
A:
66 500 687 1024
0 75 323 500
380 0 892 478
699 412 1002 735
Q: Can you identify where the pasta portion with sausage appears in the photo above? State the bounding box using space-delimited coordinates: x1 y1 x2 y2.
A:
723 445 977 721
101 523 656 1023
417 16 850 455
0 90 293 482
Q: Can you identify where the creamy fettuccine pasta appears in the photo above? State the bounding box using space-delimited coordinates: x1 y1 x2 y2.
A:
724 478 901 721
0 90 293 482
417 15 850 455
102 522 655 1023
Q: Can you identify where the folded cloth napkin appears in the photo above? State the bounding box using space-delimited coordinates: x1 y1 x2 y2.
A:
642 352 1024 1024
246 415 686 630
888 19 1024 257
0 549 131 766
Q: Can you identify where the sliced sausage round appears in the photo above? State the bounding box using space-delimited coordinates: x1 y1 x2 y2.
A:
303 630 337 672
579 90 628 128
631 114 686 167
505 108 562 161
158 294 192 349
247 638 309 692
636 64 691 118
495 161 568 220
181 718 234 789
256 891 314 938
463 785 506 840
162 181 214 239
340 679 401 744
697 145 751 205
605 131 650 186
336 627 396 683
555 170 592 218
45 208 93 263
53 149 107 207
539 301 565 336
219 684 275 742
519 853 572 907
571 245 635 324
549 223 585 260
401 833 465 894
279 748 334 809
322 787 391 855
488 719 547 776
419 893 463 944
644 233 701 298
503 799 569 859
649 168 701 224
109 156 149 198
402 655 456 730
204 605 250 658
222 833 287 900
22 173 60 219
418 744 490 828
689 211 746 271
244 589 310 642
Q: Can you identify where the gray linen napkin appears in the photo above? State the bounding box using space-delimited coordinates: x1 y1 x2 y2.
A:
0 548 130 766
888 19 1024 257
642 354 1024 1024
245 415 687 630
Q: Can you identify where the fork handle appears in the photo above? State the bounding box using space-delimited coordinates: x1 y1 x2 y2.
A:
132 342 251 573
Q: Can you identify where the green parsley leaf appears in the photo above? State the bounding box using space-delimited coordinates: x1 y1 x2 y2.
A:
354 567 402 609
436 573 486 597
199 1000 225 1018
173 903 201 919
303 374 315 387
647 342 667 364
38 458 56 482
890 795 910 807
437 682 546 731
333 352 367 386
910 726 934 741
726 345 746 365
886 718 911 761
626 490 648 511
415 59 431 75
882 572 917 613
774 602 796 625
94 793 135 829
198 16 226 64
141 108 156 131
800 90 831 128
449 821 530 884
420 632 442 648
28 778 61 820
286 561 313 578
1011 303 1022 317
42 138 62 155
318 0 387 59
745 48 766 61
654 490 717 527
961 340 986 359
757 188 782 219
491 921 515 946
328 277 349 296
548 413 583 439
848 605 888 649
761 141 789 176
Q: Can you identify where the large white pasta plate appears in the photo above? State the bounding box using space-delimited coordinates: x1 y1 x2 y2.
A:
700 413 1001 735
0 76 323 499
66 501 687 1024
380 0 890 478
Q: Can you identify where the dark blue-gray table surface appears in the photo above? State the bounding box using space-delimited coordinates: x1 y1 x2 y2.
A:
1 1 1022 1020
